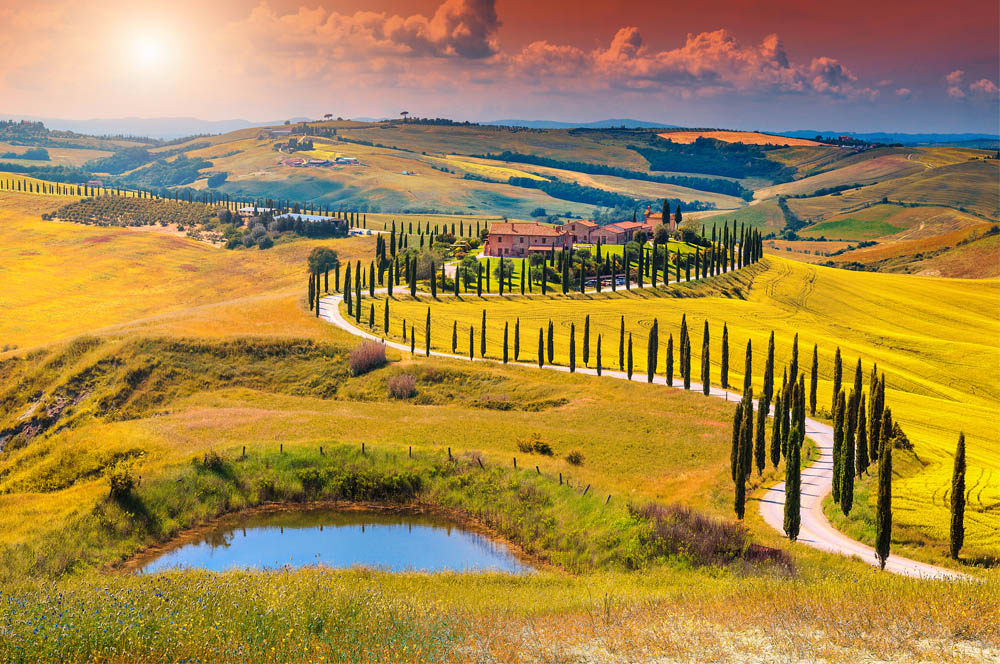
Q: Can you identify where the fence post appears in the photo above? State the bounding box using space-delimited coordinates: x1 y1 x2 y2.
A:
605 494 611 505
477 457 484 469
362 442 365 456
242 445 246 458
536 465 540 475
513 457 517 469
279 444 283 454
409 445 412 458
448 447 452 460
320 446 324 455
559 472 562 485
582 484 590 496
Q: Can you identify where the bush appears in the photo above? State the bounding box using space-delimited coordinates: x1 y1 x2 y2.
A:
107 462 135 499
565 449 584 465
517 433 553 456
631 503 752 566
387 373 416 399
349 340 387 376
256 235 274 250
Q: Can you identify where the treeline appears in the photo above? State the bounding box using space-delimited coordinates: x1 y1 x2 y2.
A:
1 147 49 161
0 163 92 183
629 136 796 181
787 182 866 199
121 154 213 188
45 196 221 229
473 150 753 199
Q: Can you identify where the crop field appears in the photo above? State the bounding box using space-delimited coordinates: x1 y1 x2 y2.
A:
361 256 1000 558
696 200 786 232
425 155 548 181
0 142 112 167
658 130 823 146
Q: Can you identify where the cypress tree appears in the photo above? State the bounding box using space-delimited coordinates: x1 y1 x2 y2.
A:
841 390 856 515
370 262 376 297
755 392 767 474
538 328 544 367
627 333 634 380
741 388 754 479
425 308 431 357
469 325 474 360
951 432 966 560
308 274 315 311
514 318 520 361
369 303 374 328
809 344 819 415
780 370 790 454
451 320 457 353
547 320 554 364
647 319 658 383
596 334 602 376
789 333 799 386
765 334 777 402
832 347 842 414
869 373 885 461
481 310 487 357
521 259 527 295
770 389 783 467
666 334 674 386
850 358 863 428
856 393 869 475
344 264 352 314
701 320 710 395
583 315 591 366
476 263 482 296
429 260 437 298
619 316 625 371
410 327 415 355
721 323 730 389
734 390 753 520
731 400 743 481
875 408 893 570
569 323 576 372
742 340 752 393
832 390 846 503
503 322 509 364
783 423 802 541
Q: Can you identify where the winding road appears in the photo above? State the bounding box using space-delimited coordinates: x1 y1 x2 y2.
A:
318 290 967 580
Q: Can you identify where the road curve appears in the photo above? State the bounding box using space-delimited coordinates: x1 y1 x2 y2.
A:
319 291 967 580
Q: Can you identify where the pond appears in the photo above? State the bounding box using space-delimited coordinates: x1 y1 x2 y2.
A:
138 507 533 574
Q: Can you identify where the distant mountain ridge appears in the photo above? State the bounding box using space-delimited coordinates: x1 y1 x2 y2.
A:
483 119 682 129
0 115 310 140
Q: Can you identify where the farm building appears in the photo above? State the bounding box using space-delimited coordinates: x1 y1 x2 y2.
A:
562 220 598 243
589 220 654 245
237 206 276 219
642 206 676 231
483 222 572 258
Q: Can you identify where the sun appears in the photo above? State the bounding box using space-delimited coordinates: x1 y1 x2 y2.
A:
133 36 166 70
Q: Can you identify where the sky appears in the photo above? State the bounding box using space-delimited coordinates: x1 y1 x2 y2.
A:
1 0 998 132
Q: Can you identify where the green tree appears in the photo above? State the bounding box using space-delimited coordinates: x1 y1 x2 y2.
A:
770 389 783 467
647 319 658 383
480 310 487 357
619 316 625 371
950 432 966 560
569 323 576 372
537 328 544 367
666 334 674 386
627 334 634 380
596 334 602 376
832 390 846 503
548 320 555 364
583 314 591 366
856 393 869 475
875 408 894 570
451 320 457 353
754 393 767 474
784 423 802 541
514 318 520 361
307 246 340 277
424 307 431 357
469 325 474 360
841 390 855 515
832 347 842 414
503 321 509 364
742 339 752 393
810 344 819 415
721 323 730 388
730 400 743 482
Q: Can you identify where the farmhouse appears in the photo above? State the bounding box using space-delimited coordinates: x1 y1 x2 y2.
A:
562 220 598 243
237 206 275 219
643 206 676 231
483 222 572 258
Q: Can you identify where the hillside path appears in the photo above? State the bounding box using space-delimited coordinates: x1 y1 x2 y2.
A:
318 290 968 580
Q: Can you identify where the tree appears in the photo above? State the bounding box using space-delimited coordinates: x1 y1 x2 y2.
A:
770 389 783 467
681 316 691 390
875 408 894 570
789 333 799 386
547 320 555 364
451 320 457 353
832 347 842 414
832 390 846 503
784 423 802 541
503 321 509 364
721 323 730 389
469 325 474 360
755 392 767 474
583 314 591 366
514 318 520 361
596 334 602 376
869 373 885 462
627 334 634 380
841 391 855 515
856 393 869 475
647 319 658 383
730 400 743 481
701 320 710 395
951 432 966 559
569 323 576 372
425 307 431 357
307 247 340 277
734 389 753 520
742 339 752 393
537 328 544 367
481 310 487 357
666 334 674 386
809 344 819 415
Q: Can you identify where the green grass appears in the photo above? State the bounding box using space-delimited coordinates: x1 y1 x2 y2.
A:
800 216 903 241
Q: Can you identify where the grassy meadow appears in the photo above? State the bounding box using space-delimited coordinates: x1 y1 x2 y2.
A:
361 256 1000 560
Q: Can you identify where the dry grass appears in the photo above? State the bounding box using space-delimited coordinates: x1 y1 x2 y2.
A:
659 130 823 146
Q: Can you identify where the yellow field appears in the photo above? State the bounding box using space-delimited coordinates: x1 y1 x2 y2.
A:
427 155 549 181
659 130 823 146
368 257 1000 557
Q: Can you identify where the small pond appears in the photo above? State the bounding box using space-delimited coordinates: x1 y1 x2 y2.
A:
138 507 533 574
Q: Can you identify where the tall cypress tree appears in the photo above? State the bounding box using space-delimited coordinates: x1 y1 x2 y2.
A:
537 328 544 367
832 347 842 414
731 400 743 482
762 332 774 405
832 390 846 503
425 307 431 357
481 310 487 357
547 320 555 364
875 408 894 570
569 323 576 373
469 325 474 360
783 422 802 541
951 432 966 560
701 320 710 395
514 318 520 361
789 333 799 386
841 391 856 515
770 388 783 467
755 392 767 474
647 319 658 383
869 374 885 462
501 321 509 364
451 320 457 353
627 334 634 380
666 334 674 386
583 314 591 366
721 323 730 388
810 344 819 415
741 388 754 479
384 299 390 333
856 393 869 475
742 340 752 393
780 370 790 455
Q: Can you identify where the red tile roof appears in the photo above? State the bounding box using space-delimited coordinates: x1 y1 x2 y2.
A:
612 221 646 230
488 222 564 237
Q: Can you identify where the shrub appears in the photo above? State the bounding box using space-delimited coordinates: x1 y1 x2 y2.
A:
631 503 764 567
387 373 417 399
349 340 387 376
517 433 554 456
256 235 274 250
565 449 584 465
107 462 135 499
